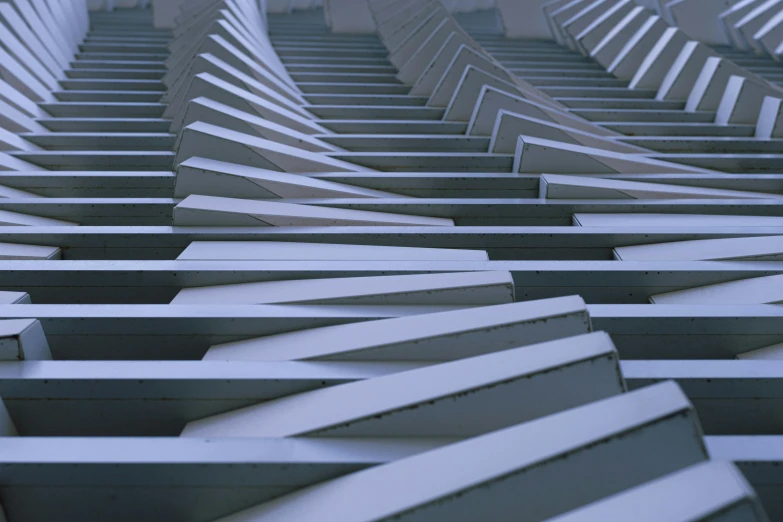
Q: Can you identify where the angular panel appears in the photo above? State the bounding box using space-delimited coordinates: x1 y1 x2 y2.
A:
210 382 707 522
175 122 369 172
650 274 783 304
0 319 52 360
547 461 769 522
177 241 488 261
173 195 455 226
174 157 400 199
171 271 515 305
615 236 783 261
183 331 625 438
514 136 713 174
204 295 590 361
575 213 783 226
542 173 778 199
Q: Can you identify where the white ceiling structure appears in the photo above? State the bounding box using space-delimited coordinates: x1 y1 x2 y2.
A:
0 0 779 519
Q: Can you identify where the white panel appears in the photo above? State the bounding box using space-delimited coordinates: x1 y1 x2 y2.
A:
754 96 783 138
541 173 778 199
0 184 43 199
176 98 334 154
756 9 783 56
737 342 783 359
543 0 582 46
410 37 479 96
172 52 309 119
656 41 717 101
546 461 767 522
388 9 448 69
193 32 301 101
173 195 456 226
491 113 647 154
0 209 76 226
715 75 776 125
0 4 64 82
183 331 625 438
171 271 515 305
545 0 587 47
0 319 52 360
0 128 41 153
574 0 637 55
0 292 30 304
720 0 764 49
396 24 468 84
560 0 618 45
14 0 71 67
468 86 617 137
735 0 783 53
0 84 48 129
171 73 325 135
608 16 669 81
514 136 713 174
0 151 46 172
204 295 590 361
685 57 762 113
209 382 706 522
175 122 370 173
443 66 524 122
590 7 648 68
576 213 783 226
427 46 512 108
650 274 783 304
385 4 444 51
377 1 432 35
174 157 400 199
177 241 488 261
0 243 60 260
615 236 783 261
0 16 58 90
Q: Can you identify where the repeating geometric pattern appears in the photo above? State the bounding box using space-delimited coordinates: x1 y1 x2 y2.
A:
0 0 780 520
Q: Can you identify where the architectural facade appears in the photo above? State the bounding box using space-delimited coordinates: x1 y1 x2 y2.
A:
0 0 779 519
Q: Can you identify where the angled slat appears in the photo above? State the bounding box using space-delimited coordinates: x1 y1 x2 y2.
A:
174 157 400 199
546 461 769 522
177 241 488 261
171 271 515 305
204 296 590 361
183 331 625 438
210 382 707 522
173 195 454 226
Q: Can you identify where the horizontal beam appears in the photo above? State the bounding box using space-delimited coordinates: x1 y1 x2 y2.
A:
0 259 782 306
